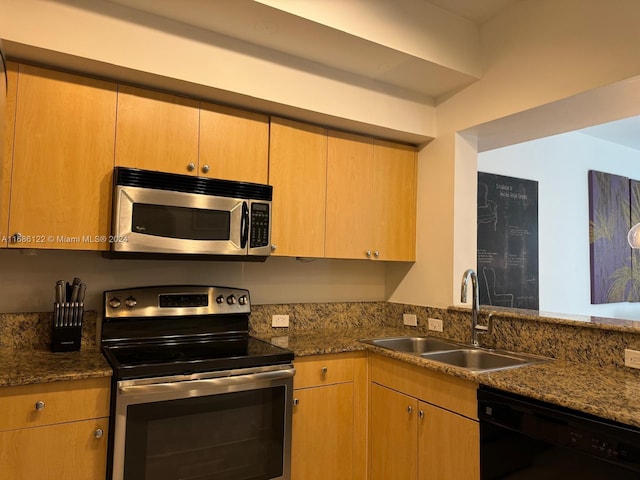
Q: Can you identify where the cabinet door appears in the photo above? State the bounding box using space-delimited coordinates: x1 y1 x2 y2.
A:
325 130 374 259
369 383 418 480
0 419 109 480
269 117 327 257
199 103 269 183
418 401 480 480
292 382 354 480
373 140 417 261
115 85 199 175
9 65 117 250
1 61 18 248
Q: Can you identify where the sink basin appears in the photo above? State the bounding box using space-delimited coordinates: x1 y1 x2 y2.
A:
360 336 468 355
421 349 550 372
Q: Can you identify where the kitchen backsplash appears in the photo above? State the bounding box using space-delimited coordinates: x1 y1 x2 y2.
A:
0 310 98 350
2 303 640 373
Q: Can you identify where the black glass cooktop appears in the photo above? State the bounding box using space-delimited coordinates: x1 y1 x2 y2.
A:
103 335 293 380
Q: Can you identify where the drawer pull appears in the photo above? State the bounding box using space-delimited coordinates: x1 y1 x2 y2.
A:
321 367 328 376
94 428 104 439
35 401 45 411
407 406 413 414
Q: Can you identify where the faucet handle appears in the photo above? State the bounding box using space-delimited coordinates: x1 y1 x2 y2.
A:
475 313 494 336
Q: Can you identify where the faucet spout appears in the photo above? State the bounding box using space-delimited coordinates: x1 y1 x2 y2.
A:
461 269 480 346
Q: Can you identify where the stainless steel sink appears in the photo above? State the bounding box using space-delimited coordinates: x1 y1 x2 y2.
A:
360 335 552 372
421 349 550 372
360 336 469 355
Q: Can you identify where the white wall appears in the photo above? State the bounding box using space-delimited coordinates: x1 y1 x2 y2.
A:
479 132 640 320
0 250 386 313
389 0 640 309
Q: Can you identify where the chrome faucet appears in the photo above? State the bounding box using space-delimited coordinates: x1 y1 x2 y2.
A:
461 268 493 347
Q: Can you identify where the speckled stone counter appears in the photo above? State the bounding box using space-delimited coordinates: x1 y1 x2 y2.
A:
0 348 112 387
251 301 640 430
0 310 112 387
4 300 640 430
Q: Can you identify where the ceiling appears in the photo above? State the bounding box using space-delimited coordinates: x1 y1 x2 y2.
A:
103 0 521 100
425 0 521 23
579 117 640 151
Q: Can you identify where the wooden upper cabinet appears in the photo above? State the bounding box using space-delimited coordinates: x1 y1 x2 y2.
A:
269 117 327 257
1 61 18 248
373 140 417 261
199 103 269 183
115 85 199 175
8 65 117 250
325 130 375 259
326 132 417 261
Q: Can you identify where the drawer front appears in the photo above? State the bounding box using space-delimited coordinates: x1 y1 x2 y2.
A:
0 377 110 431
294 352 357 389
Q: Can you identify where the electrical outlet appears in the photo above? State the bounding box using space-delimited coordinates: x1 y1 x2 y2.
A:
272 314 290 328
403 314 417 327
625 349 640 369
428 318 443 332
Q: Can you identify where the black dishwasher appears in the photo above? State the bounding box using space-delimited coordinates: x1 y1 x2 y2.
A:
478 386 640 479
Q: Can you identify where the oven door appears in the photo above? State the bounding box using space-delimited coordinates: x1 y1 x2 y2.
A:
110 365 294 480
112 184 248 255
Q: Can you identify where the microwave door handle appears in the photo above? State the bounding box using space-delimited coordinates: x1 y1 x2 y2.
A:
240 201 249 249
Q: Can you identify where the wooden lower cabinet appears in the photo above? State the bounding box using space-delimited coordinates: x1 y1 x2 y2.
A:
369 354 479 480
418 401 479 480
292 352 367 479
370 383 418 479
292 382 354 479
0 418 109 480
0 377 110 479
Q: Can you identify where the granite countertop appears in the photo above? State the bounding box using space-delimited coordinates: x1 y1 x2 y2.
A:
0 348 112 388
256 327 640 429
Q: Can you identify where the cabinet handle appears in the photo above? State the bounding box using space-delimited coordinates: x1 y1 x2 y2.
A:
271 244 277 252
366 250 372 258
35 400 45 411
187 162 196 172
94 428 104 439
419 410 424 419
293 398 299 406
374 250 380 258
321 366 328 376
201 164 210 174
407 406 413 414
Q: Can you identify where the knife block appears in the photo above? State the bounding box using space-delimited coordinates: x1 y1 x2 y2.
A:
51 302 84 352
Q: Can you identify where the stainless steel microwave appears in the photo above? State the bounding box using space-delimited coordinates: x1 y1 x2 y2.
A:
109 167 272 260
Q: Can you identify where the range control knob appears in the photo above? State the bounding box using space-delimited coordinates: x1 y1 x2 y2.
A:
108 297 121 309
227 295 237 305
216 295 224 304
238 295 248 306
124 296 137 308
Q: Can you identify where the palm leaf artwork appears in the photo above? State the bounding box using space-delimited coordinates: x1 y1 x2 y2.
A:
607 263 640 302
588 170 632 304
631 180 640 299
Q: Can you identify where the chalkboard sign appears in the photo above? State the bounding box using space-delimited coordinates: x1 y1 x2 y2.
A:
477 172 539 310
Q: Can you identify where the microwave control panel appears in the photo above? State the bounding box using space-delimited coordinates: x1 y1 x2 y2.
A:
250 203 270 248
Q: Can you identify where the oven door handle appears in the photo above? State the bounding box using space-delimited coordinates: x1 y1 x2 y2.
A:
118 367 295 398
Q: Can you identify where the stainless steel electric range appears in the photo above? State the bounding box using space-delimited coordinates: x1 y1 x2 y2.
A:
101 285 294 480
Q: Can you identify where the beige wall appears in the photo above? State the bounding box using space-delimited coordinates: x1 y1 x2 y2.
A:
3 0 640 311
389 0 640 307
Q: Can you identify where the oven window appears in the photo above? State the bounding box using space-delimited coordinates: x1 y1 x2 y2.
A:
124 386 286 480
132 203 230 240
